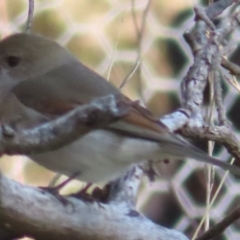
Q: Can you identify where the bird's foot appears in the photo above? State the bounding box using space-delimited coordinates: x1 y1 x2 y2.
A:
38 172 80 207
71 183 111 208
39 186 70 206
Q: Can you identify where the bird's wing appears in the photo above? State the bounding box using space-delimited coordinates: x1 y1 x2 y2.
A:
12 61 119 116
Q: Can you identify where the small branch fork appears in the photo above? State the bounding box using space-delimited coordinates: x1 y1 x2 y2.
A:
162 2 240 164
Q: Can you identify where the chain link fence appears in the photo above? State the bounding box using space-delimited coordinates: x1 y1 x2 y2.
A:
1 0 240 239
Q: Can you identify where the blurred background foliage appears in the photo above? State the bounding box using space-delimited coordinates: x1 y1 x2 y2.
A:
1 1 240 239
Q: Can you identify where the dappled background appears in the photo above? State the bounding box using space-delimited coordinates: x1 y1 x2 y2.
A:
1 0 240 239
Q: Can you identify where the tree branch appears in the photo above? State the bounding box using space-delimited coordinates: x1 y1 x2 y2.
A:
0 94 131 155
0 166 188 240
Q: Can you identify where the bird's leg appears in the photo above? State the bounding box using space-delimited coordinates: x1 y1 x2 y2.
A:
71 183 111 206
92 183 111 203
70 182 94 202
39 172 80 205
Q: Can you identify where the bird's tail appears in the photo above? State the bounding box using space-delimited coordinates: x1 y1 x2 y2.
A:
160 138 240 176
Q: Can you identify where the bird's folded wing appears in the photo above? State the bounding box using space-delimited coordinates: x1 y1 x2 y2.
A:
10 62 200 146
12 70 181 145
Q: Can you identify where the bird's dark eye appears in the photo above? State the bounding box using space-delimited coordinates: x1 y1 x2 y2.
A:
6 56 21 68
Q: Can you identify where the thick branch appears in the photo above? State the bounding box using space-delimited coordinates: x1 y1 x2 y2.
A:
0 169 188 240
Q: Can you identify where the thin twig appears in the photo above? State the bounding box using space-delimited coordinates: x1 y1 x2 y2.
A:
120 0 151 102
192 158 235 239
213 70 227 125
221 57 240 76
196 196 240 240
26 0 34 33
204 69 215 232
107 11 126 81
224 72 240 92
119 59 140 89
